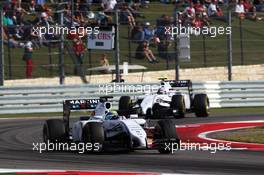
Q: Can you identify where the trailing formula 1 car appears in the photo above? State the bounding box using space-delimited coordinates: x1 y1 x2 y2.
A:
43 96 180 154
118 79 210 118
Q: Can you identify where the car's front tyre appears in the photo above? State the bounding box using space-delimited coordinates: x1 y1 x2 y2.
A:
170 95 186 118
153 119 180 154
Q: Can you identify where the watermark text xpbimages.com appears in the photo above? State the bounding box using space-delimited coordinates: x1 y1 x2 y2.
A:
32 140 100 153
32 25 100 38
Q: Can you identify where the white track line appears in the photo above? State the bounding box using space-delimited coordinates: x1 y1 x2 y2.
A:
0 169 196 175
176 120 264 128
198 125 264 150
0 169 66 173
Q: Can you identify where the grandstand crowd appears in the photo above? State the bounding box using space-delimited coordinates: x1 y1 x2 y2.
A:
1 0 264 77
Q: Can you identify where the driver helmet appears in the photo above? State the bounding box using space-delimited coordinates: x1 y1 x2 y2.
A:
157 87 166 94
104 111 119 120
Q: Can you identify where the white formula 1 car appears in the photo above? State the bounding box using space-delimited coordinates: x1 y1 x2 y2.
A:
118 79 210 118
43 97 180 153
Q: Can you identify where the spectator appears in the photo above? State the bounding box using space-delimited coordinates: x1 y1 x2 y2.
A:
36 0 46 8
184 2 196 15
254 0 264 12
100 54 110 66
204 0 212 7
101 0 117 12
143 22 159 45
216 4 223 17
67 31 79 41
126 1 143 18
73 4 85 24
29 0 36 13
157 40 171 60
193 1 211 26
194 0 206 15
99 54 111 74
235 0 246 19
208 0 218 17
218 0 224 4
245 0 264 20
156 15 173 41
192 13 203 28
95 11 113 25
243 0 252 13
22 41 34 78
135 40 158 63
120 3 136 27
79 0 90 17
183 2 196 26
73 38 86 75
39 12 51 26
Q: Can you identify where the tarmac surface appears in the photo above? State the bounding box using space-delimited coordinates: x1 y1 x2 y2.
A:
0 113 263 174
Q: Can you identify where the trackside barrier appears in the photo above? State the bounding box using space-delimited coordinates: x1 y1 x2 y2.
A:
0 81 264 114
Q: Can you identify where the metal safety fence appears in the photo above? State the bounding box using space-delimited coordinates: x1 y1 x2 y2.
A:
0 80 263 114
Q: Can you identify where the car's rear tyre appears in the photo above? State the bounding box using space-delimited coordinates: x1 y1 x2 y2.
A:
145 108 152 119
43 119 66 144
118 96 132 116
170 95 185 118
154 119 180 154
82 122 105 152
152 103 161 118
193 94 209 117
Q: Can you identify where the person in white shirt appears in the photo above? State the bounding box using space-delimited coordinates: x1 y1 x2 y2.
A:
184 2 196 17
235 0 245 18
183 2 195 25
101 0 117 12
208 0 218 17
235 0 245 16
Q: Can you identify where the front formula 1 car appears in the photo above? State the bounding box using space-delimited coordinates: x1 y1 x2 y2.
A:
43 97 180 154
118 79 210 118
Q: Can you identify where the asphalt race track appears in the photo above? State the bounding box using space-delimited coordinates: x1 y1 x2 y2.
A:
0 114 264 174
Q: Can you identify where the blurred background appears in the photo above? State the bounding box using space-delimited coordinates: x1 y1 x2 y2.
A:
0 0 263 82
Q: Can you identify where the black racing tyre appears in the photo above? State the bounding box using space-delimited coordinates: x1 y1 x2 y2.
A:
193 94 209 117
170 95 186 118
154 119 180 154
146 108 152 119
152 103 161 118
82 122 105 152
152 103 170 118
118 96 132 115
43 119 66 144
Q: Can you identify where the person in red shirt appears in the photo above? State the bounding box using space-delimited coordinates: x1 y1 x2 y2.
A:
243 0 252 12
73 38 85 62
73 38 86 75
194 0 205 15
192 14 203 28
67 32 78 40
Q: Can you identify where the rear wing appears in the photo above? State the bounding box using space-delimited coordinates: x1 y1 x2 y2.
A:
62 96 113 136
161 80 192 88
63 96 113 111
63 99 100 111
